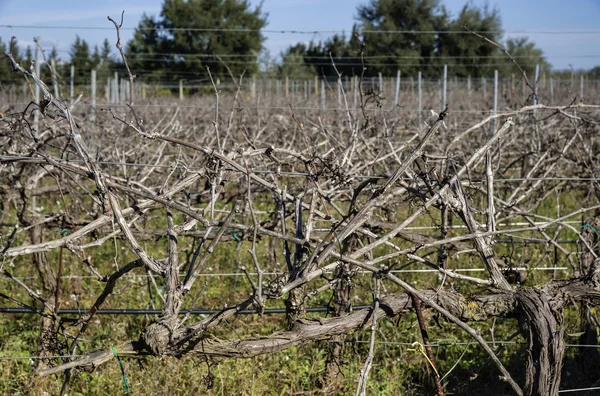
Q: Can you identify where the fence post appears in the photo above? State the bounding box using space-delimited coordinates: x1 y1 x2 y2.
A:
90 69 96 122
304 80 308 100
353 76 357 110
120 78 126 104
314 75 318 96
179 79 184 101
285 76 289 98
337 77 342 109
141 83 146 100
113 72 118 103
321 79 325 110
493 70 498 133
251 77 256 100
394 69 401 108
378 72 383 94
70 65 75 104
418 71 422 126
467 75 471 98
533 64 539 105
542 72 546 89
580 73 584 100
50 57 59 99
549 76 554 104
441 64 447 110
33 37 41 137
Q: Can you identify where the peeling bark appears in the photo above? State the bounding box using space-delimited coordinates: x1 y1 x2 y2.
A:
516 288 566 396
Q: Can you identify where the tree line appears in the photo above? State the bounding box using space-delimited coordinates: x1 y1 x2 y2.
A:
1 0 598 88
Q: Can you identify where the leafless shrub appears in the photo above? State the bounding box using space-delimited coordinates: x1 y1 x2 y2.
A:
1 29 600 396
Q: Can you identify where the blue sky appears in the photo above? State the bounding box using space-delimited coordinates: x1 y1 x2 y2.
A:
0 0 599 70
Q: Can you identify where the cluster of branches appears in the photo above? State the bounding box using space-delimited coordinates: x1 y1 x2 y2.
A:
1 25 600 395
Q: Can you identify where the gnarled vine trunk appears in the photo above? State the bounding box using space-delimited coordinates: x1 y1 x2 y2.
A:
516 288 566 396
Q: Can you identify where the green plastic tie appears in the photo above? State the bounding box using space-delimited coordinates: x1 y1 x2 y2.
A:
112 347 130 394
581 223 599 237
232 231 241 242
59 228 70 236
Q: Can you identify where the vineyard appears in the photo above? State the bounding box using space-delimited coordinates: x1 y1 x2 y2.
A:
1 33 600 395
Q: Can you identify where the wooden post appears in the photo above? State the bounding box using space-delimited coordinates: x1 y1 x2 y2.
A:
482 77 487 102
580 74 584 100
418 71 422 126
50 58 59 99
337 77 342 109
251 77 256 100
534 64 539 105
285 76 289 98
441 64 447 110
70 65 75 104
353 76 357 110
90 69 96 122
493 70 498 133
314 75 318 95
113 72 118 103
33 37 41 137
394 70 401 108
549 76 554 104
467 75 471 98
179 79 184 101
321 79 325 109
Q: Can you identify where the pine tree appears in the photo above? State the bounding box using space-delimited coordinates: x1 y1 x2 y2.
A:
0 37 23 85
127 0 267 83
70 35 92 84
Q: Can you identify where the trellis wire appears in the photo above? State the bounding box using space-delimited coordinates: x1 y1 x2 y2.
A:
0 267 569 284
2 155 598 184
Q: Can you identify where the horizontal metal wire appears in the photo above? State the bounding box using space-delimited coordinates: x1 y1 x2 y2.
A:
0 305 369 316
1 102 525 112
1 155 598 184
3 25 600 35
0 267 569 283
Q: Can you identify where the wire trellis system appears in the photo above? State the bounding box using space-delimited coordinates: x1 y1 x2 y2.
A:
2 155 598 184
3 25 600 35
0 267 569 282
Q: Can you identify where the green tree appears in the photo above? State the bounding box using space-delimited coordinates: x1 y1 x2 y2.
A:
437 3 503 77
357 0 449 77
278 28 364 80
504 37 550 79
127 0 267 83
70 35 92 83
0 37 23 85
